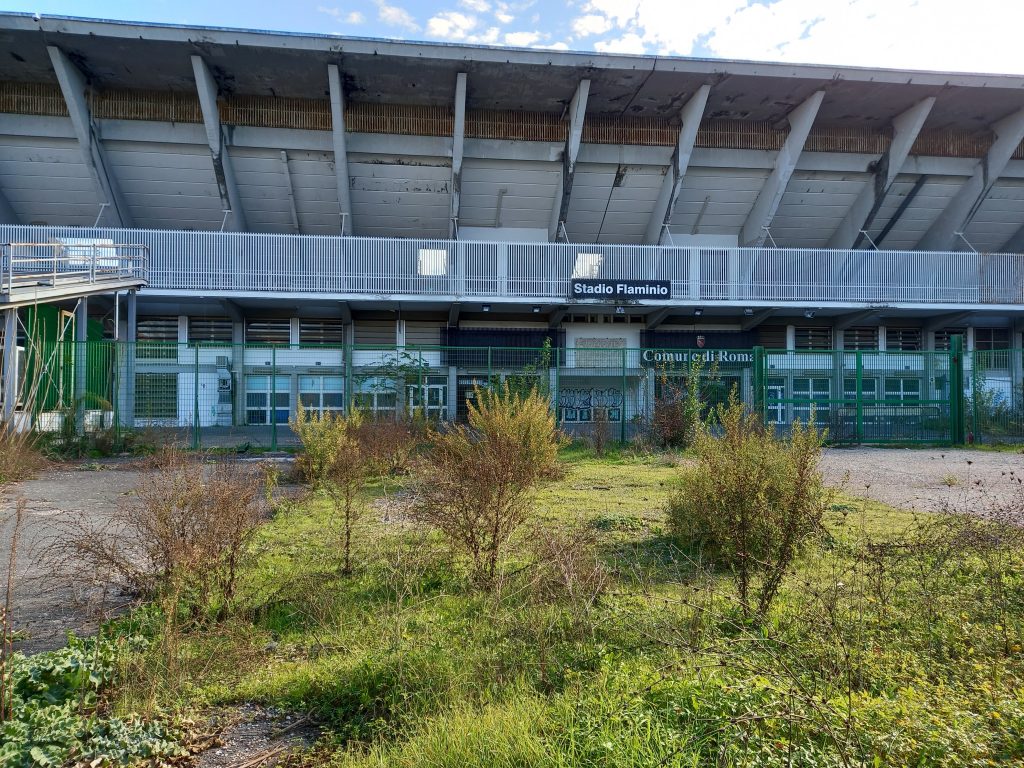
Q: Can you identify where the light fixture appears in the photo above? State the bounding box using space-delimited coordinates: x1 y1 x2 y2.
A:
614 306 625 315
694 307 704 317
743 308 754 316
482 304 491 313
532 305 541 313
804 310 815 319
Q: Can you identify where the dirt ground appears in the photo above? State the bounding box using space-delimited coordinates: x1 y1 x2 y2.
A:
3 448 1022 656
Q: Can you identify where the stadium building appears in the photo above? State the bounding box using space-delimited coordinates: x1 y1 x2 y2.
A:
1 13 1023 443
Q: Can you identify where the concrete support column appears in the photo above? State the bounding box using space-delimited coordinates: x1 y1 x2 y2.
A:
2 308 18 420
232 318 245 426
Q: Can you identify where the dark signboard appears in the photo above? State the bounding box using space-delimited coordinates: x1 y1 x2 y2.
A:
571 279 671 300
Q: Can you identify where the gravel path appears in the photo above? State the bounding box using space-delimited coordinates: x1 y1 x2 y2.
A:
820 447 1024 514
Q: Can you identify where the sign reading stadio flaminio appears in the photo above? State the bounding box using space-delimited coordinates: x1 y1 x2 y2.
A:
571 279 671 299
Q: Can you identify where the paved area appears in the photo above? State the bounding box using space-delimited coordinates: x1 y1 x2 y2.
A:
820 447 1024 514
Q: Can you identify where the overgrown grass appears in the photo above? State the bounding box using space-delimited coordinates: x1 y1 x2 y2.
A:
81 450 1024 765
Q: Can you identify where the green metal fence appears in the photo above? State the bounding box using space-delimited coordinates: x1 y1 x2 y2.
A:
5 337 1024 449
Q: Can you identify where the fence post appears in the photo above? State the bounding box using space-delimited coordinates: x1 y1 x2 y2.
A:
752 346 765 425
345 339 353 414
271 345 278 451
192 342 200 450
418 348 424 420
855 350 864 444
487 346 493 388
553 345 561 426
620 347 627 443
971 350 980 443
950 334 966 445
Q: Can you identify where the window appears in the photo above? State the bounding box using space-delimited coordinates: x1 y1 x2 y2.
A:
792 377 830 425
407 376 448 420
354 376 397 417
188 317 233 344
974 328 1010 351
299 319 344 346
795 327 832 350
299 375 344 416
934 328 966 351
246 375 290 424
766 377 786 425
571 253 603 279
134 373 177 421
136 316 178 359
884 377 920 403
843 377 878 401
843 326 878 350
886 327 922 351
246 319 290 345
417 248 447 277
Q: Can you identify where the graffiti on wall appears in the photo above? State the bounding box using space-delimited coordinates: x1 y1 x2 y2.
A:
559 387 623 423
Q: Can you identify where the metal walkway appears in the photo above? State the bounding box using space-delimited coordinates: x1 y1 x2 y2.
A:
1 241 148 310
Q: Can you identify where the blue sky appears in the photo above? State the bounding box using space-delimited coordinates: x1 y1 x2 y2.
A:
5 0 1024 74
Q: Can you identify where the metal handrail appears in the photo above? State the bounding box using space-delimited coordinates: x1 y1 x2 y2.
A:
1 241 148 296
0 224 1020 306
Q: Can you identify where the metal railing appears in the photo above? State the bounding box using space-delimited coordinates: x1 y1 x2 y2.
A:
1 225 1021 306
1 240 148 297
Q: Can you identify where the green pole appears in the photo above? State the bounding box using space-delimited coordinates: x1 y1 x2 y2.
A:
971 347 979 443
487 346 493 389
554 345 561 425
345 340 353 413
752 346 765 424
620 347 627 443
950 334 965 445
192 342 200 450
855 350 864 444
271 345 278 451
418 348 424 420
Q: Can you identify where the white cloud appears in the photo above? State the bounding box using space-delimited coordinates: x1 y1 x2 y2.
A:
460 0 491 11
702 0 1024 74
492 2 514 23
346 11 366 23
536 41 571 50
317 6 366 26
317 5 342 19
466 26 502 44
573 13 612 36
505 30 543 45
375 0 420 32
426 10 479 40
593 31 646 54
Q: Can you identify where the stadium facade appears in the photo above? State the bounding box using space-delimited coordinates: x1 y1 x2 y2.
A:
1 13 1023 442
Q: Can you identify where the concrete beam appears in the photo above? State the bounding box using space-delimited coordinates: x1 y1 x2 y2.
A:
0 186 19 225
190 55 248 232
999 221 1024 254
449 72 467 239
219 299 244 323
549 79 591 241
280 151 300 233
338 301 352 325
328 64 355 235
924 311 973 334
740 308 776 332
47 45 134 228
448 302 461 327
644 84 711 245
834 309 879 332
828 97 935 249
645 306 673 329
917 106 1024 251
548 306 569 328
740 90 825 247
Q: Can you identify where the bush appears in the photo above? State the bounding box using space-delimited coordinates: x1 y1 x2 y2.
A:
356 416 417 478
290 403 348 489
648 354 716 450
0 423 46 487
413 382 561 589
61 449 270 608
666 398 828 620
325 411 368 575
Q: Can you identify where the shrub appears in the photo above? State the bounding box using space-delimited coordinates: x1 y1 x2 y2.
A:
325 411 368 575
588 409 612 458
666 398 828 620
60 450 270 609
356 416 417 478
413 382 561 589
0 423 46 487
648 354 716 450
290 403 348 489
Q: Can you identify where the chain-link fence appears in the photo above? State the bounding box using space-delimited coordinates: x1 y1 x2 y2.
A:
3 337 1022 449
